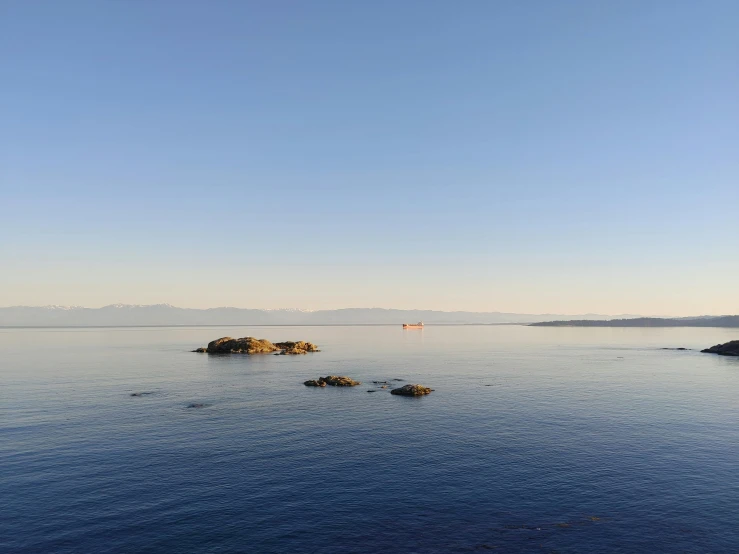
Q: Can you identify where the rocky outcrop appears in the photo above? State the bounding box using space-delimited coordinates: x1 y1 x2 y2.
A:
701 340 739 356
205 337 279 354
274 341 321 355
304 376 361 387
194 337 319 355
390 384 434 396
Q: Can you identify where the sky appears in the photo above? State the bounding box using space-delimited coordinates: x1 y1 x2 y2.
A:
2 0 738 315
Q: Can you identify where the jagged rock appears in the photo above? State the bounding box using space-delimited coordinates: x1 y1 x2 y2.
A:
305 375 361 387
701 340 739 356
390 384 434 396
274 341 321 355
195 337 320 355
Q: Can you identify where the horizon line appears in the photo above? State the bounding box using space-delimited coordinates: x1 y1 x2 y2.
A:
0 303 721 318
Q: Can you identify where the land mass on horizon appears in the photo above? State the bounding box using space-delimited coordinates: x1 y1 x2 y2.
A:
530 316 739 328
0 304 642 327
3 305 737 328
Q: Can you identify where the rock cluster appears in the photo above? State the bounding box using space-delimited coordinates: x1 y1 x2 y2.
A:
390 384 434 396
193 337 319 355
304 376 362 387
701 340 739 356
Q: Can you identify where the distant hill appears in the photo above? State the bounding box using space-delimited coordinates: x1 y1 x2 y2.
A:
0 304 640 327
530 316 739 328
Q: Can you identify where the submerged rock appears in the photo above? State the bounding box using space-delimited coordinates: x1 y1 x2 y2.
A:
186 403 208 409
305 375 361 387
130 391 155 397
390 384 434 396
195 337 319 355
701 340 739 356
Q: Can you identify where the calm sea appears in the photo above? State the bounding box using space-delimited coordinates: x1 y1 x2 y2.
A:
1 325 738 553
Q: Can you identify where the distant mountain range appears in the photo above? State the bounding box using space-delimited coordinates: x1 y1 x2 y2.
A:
0 304 642 327
530 316 739 328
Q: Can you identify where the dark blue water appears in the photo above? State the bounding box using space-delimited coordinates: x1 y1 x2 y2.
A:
2 325 738 553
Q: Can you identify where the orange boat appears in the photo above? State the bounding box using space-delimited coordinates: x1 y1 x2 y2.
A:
402 322 424 329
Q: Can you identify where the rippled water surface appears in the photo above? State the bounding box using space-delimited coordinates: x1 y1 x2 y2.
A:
2 325 739 553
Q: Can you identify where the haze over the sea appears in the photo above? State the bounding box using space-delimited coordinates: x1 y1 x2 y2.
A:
3 1 737 315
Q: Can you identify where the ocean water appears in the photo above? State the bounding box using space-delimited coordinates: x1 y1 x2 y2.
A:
1 325 738 553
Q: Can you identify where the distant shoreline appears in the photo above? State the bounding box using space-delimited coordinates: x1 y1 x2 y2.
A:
0 323 527 329
0 305 644 327
530 316 739 328
2 320 739 329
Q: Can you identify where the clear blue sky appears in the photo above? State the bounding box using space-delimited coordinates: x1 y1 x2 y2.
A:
2 0 737 315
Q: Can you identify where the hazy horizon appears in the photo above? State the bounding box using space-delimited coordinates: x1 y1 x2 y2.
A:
1 298 736 319
3 1 738 317
2 297 737 318
4 302 639 315
3 302 735 319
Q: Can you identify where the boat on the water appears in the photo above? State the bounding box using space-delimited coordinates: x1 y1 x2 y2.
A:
402 322 424 329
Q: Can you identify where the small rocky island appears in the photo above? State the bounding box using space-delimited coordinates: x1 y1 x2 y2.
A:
194 337 320 355
701 340 739 356
305 376 361 387
390 384 434 396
